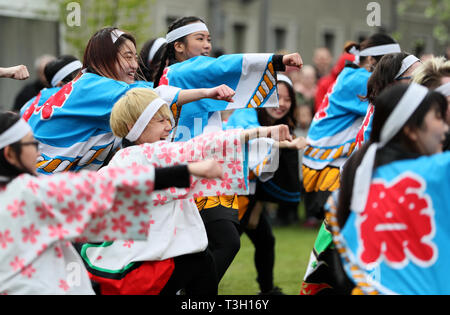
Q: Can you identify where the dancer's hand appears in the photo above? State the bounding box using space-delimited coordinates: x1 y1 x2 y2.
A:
188 160 223 179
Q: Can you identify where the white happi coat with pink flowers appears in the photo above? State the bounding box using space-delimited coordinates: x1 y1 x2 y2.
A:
82 130 276 273
0 165 158 295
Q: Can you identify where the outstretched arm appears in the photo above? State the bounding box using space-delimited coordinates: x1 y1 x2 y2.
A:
0 65 29 80
177 84 235 106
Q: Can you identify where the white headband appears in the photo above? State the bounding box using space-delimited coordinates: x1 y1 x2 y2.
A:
360 44 401 57
350 83 429 213
0 119 32 150
277 74 293 87
111 30 125 44
148 37 167 62
350 43 401 57
50 60 82 87
166 22 209 43
436 82 450 97
395 55 420 79
125 98 174 142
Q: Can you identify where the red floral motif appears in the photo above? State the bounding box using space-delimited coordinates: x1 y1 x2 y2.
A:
201 178 217 190
227 160 242 175
111 215 132 234
37 81 74 120
157 147 177 164
153 194 168 206
75 180 95 202
48 224 69 240
90 219 108 235
358 174 437 268
36 202 55 220
128 200 149 217
237 178 246 190
193 191 204 199
61 202 84 224
47 181 72 203
10 256 25 271
27 180 40 194
99 181 115 204
7 200 26 218
143 145 155 159
22 224 40 244
0 230 14 249
220 173 233 190
118 180 141 198
21 264 36 278
123 240 134 248
54 245 63 258
111 199 124 213
59 279 70 292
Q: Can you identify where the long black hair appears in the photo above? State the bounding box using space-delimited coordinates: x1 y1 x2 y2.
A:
364 52 411 104
257 81 297 134
337 84 448 228
345 33 398 70
153 16 205 87
44 55 81 87
0 112 33 185
139 38 168 82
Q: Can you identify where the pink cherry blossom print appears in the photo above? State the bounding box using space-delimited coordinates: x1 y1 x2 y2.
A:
227 160 242 175
36 202 55 220
153 194 168 206
99 181 115 204
220 173 232 190
128 200 149 217
59 279 70 292
157 147 177 164
22 224 40 244
61 202 84 224
10 256 25 271
7 200 26 218
54 245 63 258
75 180 95 202
111 215 132 234
0 230 14 249
118 180 141 198
111 199 124 213
27 180 39 194
20 264 36 278
90 219 108 235
123 240 134 248
48 223 69 240
201 178 217 190
47 181 72 203
143 145 155 159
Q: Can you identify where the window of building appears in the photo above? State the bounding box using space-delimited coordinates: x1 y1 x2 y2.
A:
274 27 287 51
233 23 246 53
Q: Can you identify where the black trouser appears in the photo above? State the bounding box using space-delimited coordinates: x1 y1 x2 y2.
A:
205 219 241 282
240 210 276 293
159 250 218 295
304 190 332 220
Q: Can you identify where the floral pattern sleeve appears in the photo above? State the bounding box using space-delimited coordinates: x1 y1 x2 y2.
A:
1 165 157 253
107 129 251 203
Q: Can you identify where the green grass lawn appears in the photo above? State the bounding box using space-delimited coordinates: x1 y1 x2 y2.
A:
218 222 318 295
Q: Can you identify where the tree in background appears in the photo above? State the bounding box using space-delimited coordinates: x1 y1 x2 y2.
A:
55 0 154 58
398 0 449 46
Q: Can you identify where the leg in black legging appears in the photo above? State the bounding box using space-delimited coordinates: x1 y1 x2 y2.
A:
244 211 275 293
159 250 218 295
205 220 241 282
